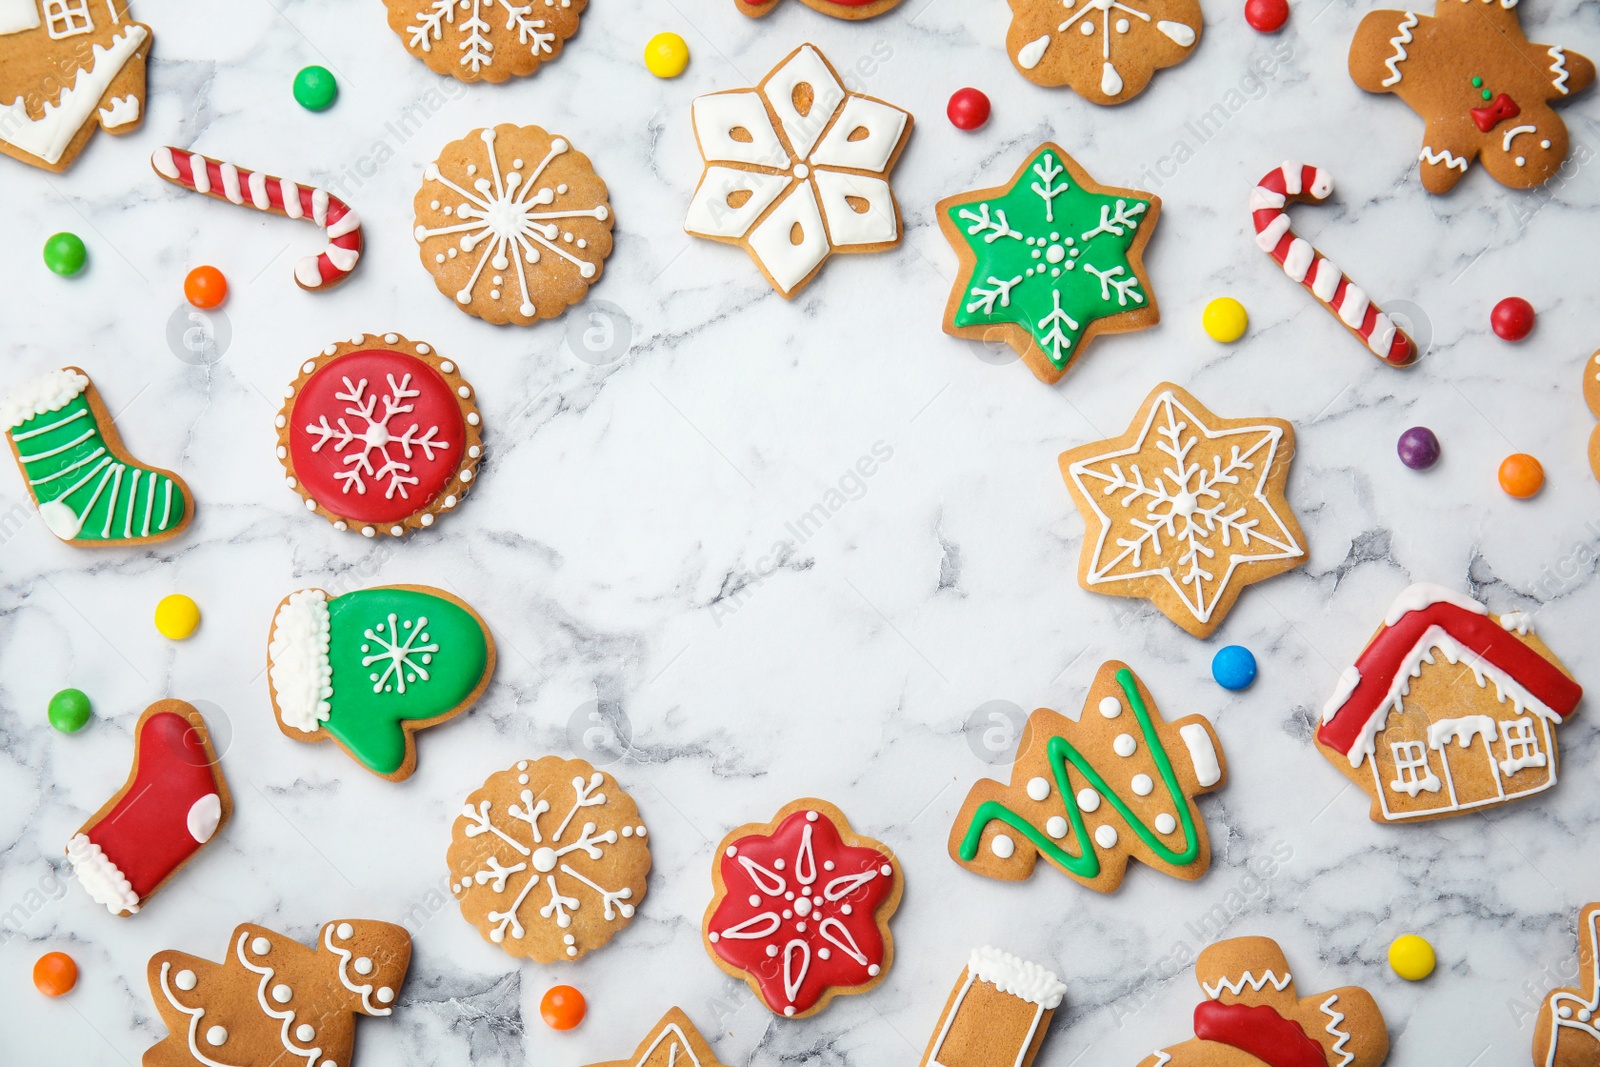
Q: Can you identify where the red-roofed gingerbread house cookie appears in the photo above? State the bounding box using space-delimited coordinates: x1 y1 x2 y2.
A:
1315 584 1582 823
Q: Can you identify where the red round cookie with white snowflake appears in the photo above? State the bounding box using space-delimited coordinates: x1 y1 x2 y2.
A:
277 334 482 538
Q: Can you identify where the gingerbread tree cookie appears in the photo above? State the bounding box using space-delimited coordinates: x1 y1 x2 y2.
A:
938 145 1160 385
145 919 409 1067
0 0 150 172
382 0 584 82
950 661 1225 895
1136 936 1389 1067
448 757 651 962
1006 0 1201 104
1535 903 1600 1067
584 1008 731 1067
1349 0 1595 193
918 947 1066 1067
1315 584 1582 823
704 799 902 1018
1059 383 1304 637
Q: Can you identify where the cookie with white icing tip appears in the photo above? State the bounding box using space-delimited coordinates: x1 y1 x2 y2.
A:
143 919 409 1067
1349 0 1595 193
1314 583 1581 824
1006 0 1201 104
949 661 1226 895
703 798 903 1018
585 1008 731 1067
448 756 651 962
918 947 1066 1067
382 0 585 83
276 334 482 538
0 0 150 172
1534 902 1600 1067
414 124 613 325
1136 936 1389 1067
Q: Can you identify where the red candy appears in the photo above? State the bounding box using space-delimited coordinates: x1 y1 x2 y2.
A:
184 265 228 309
946 88 991 131
1491 296 1535 341
34 952 78 997
1245 0 1289 32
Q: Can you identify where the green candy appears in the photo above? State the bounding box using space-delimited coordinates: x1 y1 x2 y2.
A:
43 232 86 276
293 65 338 111
48 688 92 733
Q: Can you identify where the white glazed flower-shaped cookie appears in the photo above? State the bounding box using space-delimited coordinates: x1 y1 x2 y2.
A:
684 44 913 298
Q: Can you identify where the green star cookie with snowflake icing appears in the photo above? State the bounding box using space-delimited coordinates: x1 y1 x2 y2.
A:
267 585 495 781
938 144 1161 385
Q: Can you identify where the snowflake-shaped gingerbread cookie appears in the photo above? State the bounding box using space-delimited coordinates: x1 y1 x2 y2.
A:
1058 383 1306 638
448 757 650 962
703 799 902 1018
383 0 585 83
278 334 482 538
685 44 913 298
1007 0 1201 104
415 125 613 325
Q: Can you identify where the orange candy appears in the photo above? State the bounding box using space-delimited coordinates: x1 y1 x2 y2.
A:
184 265 228 309
540 985 586 1030
1499 453 1545 498
33 952 78 997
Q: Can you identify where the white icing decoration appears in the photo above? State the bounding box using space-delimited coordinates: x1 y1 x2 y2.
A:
157 962 230 1067
1076 787 1101 812
66 833 139 914
0 0 41 33
1320 994 1356 1067
1156 20 1196 45
1180 723 1223 787
175 969 197 991
1203 968 1292 998
1550 47 1571 94
1046 816 1069 838
968 946 1067 1008
1321 666 1363 723
1419 146 1470 172
629 1023 706 1067
1427 715 1499 750
361 613 439 695
1154 813 1177 834
810 95 909 172
0 23 147 165
1282 238 1314 282
187 794 222 844
1381 12 1418 87
403 0 558 74
1383 583 1489 627
1503 124 1537 152
268 589 334 732
1499 610 1534 635
98 94 140 129
1113 733 1137 757
1094 824 1119 848
1026 777 1050 801
325 922 391 1016
301 371 451 501
2 368 89 430
1017 34 1051 69
812 170 898 247
991 833 1015 858
1131 773 1154 796
1098 696 1122 718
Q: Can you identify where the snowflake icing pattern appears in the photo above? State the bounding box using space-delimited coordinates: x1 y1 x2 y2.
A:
406 0 558 75
361 613 438 695
948 147 1154 371
414 127 610 321
451 761 649 961
1066 389 1304 625
303 374 449 500
1011 0 1200 102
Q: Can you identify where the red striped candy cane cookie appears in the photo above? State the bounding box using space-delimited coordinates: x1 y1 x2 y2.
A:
151 147 362 291
1250 162 1414 366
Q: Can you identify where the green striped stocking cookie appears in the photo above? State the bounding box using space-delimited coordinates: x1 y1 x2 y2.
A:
3 367 193 545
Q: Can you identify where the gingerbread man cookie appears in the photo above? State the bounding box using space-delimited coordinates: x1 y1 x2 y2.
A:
0 0 150 172
1137 936 1389 1067
704 799 902 1018
584 1008 731 1067
1058 383 1305 637
1006 0 1201 104
383 0 584 82
918 947 1066 1067
1349 0 1595 193
1315 583 1582 823
950 661 1226 895
145 919 409 1067
1535 903 1600 1067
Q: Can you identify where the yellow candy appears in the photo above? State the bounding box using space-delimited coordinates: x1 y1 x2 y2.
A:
1388 934 1435 980
1202 297 1249 343
155 594 201 640
644 32 689 78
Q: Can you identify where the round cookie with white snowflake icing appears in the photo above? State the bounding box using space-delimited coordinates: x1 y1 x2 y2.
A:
383 0 586 83
448 757 651 962
267 584 496 781
277 334 482 539
414 124 613 325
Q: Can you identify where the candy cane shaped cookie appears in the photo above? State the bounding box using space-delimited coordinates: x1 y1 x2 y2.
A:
1250 162 1414 366
151 147 362 291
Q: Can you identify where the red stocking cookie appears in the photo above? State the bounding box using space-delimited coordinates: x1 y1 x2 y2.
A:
703 799 902 1018
1137 936 1389 1067
66 700 231 916
146 919 409 1066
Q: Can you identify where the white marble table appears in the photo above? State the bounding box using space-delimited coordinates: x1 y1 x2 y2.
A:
3 0 1599 1063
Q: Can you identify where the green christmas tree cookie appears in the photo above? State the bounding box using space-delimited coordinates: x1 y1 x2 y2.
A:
267 585 495 780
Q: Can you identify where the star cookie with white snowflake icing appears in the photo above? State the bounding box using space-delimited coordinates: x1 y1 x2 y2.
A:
144 919 410 1067
950 661 1226 895
584 1008 731 1067
278 334 482 538
685 44 913 298
1006 0 1200 104
703 798 902 1018
383 0 585 83
415 124 613 324
448 756 651 962
1059 383 1305 637
938 144 1160 385
267 584 496 781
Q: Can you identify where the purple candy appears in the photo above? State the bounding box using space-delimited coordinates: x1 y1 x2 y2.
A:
1397 426 1440 470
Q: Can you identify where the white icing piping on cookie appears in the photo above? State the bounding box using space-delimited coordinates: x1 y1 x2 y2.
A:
1202 969 1292 998
1380 12 1418 87
1550 46 1570 93
1419 146 1470 173
268 589 334 732
1320 993 1355 1067
1 368 89 430
325 922 391 1016
968 946 1067 1008
236 931 323 1065
157 962 231 1067
633 1023 703 1067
